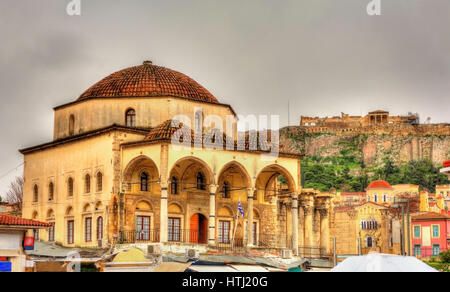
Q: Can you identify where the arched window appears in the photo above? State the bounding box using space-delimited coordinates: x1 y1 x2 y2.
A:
140 172 148 192
48 182 54 201
222 181 230 198
366 236 373 248
196 172 205 190
97 217 103 240
383 194 388 203
96 172 103 192
171 177 178 195
33 185 39 203
69 114 75 135
367 194 370 202
125 109 136 127
194 110 202 131
373 194 378 203
68 177 74 197
84 174 91 193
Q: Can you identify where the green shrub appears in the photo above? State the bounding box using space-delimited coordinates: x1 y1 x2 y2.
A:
439 250 450 263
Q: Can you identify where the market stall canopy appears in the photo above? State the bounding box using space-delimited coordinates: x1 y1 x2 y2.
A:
331 253 437 272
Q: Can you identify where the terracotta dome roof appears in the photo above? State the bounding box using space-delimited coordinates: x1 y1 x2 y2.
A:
366 180 392 189
78 61 219 104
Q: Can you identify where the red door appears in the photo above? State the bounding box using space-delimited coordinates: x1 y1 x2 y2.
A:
190 214 207 244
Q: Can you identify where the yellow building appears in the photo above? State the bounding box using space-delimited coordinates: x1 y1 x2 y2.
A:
19 61 332 255
365 180 394 205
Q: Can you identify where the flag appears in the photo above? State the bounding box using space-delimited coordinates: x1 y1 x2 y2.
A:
238 199 245 218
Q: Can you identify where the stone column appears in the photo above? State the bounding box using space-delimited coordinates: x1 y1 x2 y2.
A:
209 185 218 246
319 209 330 255
159 143 169 243
160 184 168 243
291 193 299 255
247 188 255 247
303 205 314 248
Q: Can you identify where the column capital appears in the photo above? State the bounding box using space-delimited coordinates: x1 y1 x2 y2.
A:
302 205 314 216
209 184 218 194
318 208 329 217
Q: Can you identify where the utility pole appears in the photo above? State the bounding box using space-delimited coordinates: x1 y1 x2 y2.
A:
406 200 411 256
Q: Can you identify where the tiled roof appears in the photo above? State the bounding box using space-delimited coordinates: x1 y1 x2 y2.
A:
78 61 219 104
366 180 392 189
143 120 272 152
412 212 450 220
0 214 52 227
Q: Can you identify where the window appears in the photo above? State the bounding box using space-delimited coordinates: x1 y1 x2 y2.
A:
432 225 439 238
389 236 393 248
168 217 181 242
85 217 92 242
68 178 74 197
136 216 150 241
125 109 136 127
218 221 231 244
84 174 91 193
170 177 178 195
413 244 422 256
67 220 74 244
48 224 55 242
33 229 39 241
383 194 387 203
196 172 205 190
367 194 370 202
373 194 378 203
432 244 440 256
69 115 75 135
140 172 148 192
97 217 103 240
413 226 421 238
366 236 373 248
48 182 54 201
222 181 230 198
33 185 39 203
96 172 103 192
194 110 202 131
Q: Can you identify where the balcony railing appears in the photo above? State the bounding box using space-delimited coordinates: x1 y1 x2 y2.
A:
119 230 160 244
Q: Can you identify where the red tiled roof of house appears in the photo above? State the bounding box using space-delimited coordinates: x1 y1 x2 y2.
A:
444 160 450 168
412 212 450 220
366 180 392 189
78 61 219 104
0 214 52 227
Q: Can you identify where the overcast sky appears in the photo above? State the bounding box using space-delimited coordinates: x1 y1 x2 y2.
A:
0 0 449 199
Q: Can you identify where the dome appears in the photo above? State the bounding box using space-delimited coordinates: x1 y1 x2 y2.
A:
366 180 392 189
78 61 219 104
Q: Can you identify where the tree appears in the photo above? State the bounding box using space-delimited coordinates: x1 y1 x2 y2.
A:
5 176 23 213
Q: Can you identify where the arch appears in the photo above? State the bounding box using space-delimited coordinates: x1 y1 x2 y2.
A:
217 161 252 198
217 161 252 189
140 172 149 191
253 208 260 219
125 108 136 127
65 206 73 216
83 203 92 213
169 156 214 192
123 155 160 193
32 211 38 219
94 201 103 211
168 203 183 214
218 206 234 217
366 235 373 248
136 200 152 211
255 164 297 201
46 209 55 219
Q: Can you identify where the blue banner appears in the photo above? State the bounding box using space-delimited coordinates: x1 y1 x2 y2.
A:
0 262 12 272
